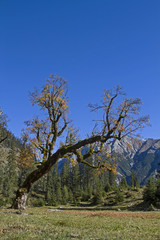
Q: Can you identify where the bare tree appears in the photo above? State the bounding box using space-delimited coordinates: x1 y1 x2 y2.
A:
12 75 149 209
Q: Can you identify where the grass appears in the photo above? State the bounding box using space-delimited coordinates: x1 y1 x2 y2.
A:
102 188 145 211
0 207 160 240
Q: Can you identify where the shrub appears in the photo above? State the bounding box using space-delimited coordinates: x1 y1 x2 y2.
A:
0 196 6 206
115 191 124 203
126 191 133 198
81 192 91 201
92 190 103 205
30 198 46 207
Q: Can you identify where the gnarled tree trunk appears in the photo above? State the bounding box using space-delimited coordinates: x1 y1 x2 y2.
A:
12 152 60 209
12 187 29 210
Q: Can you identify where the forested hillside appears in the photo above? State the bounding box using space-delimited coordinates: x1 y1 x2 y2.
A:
0 126 36 205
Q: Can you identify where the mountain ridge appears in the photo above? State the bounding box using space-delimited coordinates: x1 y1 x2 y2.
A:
106 137 160 185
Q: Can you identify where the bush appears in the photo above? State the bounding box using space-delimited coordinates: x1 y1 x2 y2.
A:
92 190 103 205
126 191 133 198
115 191 124 203
0 195 6 207
81 192 91 201
30 198 46 207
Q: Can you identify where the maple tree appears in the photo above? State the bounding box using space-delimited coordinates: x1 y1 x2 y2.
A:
12 74 149 209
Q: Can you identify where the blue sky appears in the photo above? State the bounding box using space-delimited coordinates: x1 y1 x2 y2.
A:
0 0 160 139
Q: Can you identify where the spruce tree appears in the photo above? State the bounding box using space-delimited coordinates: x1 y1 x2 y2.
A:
55 177 62 204
105 181 111 192
130 170 135 188
3 147 18 202
155 178 160 206
143 177 156 204
45 167 55 205
109 170 116 189
62 185 69 204
119 176 128 189
93 182 103 205
72 164 81 202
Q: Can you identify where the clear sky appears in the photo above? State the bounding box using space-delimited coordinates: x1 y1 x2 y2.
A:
0 0 160 139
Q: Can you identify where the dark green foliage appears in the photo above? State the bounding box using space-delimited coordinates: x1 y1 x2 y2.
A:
81 191 91 201
55 177 62 203
155 178 160 206
126 191 133 198
119 176 128 189
130 170 140 190
105 181 111 192
0 195 6 206
142 163 160 207
30 198 46 207
60 159 71 188
143 177 156 204
135 179 140 190
109 171 116 189
92 188 103 205
115 190 124 203
2 147 18 202
45 167 55 205
0 127 23 149
62 185 69 204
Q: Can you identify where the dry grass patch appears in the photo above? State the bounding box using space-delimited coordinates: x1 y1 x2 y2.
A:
64 210 160 219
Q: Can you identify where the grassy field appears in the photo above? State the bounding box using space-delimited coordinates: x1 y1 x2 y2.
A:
0 207 160 240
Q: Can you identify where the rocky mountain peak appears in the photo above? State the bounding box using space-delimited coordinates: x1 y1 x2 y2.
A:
106 137 143 159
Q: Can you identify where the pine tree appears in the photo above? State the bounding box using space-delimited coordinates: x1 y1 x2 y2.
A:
62 185 69 204
105 181 111 192
61 160 70 186
130 170 138 188
109 170 116 189
72 164 81 202
55 177 62 204
143 177 156 204
119 176 128 189
45 167 54 205
135 178 140 189
92 182 103 205
155 178 160 206
2 147 18 202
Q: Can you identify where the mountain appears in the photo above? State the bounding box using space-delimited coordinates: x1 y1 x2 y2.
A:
105 137 160 185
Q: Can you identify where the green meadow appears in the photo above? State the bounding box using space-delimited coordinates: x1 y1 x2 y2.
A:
0 207 160 240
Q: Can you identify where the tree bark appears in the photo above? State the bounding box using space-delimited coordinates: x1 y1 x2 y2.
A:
12 187 29 210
